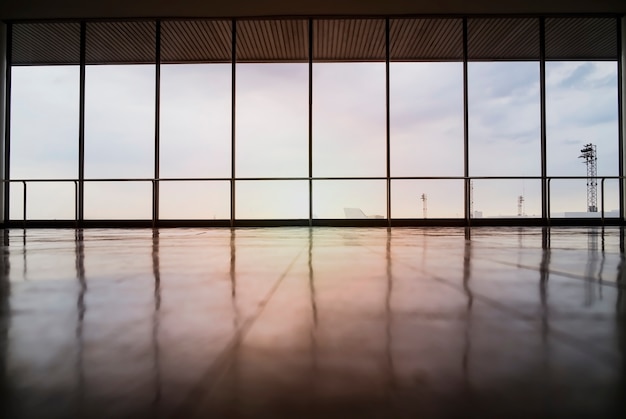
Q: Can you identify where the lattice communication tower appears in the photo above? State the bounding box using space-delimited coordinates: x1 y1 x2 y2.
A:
579 143 597 212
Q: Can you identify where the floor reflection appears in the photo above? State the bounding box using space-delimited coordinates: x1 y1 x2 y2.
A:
75 229 86 416
0 229 10 415
150 229 161 410
462 237 473 395
384 229 395 396
0 227 625 418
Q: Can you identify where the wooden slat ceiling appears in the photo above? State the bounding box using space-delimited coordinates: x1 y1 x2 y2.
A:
12 22 80 64
545 17 617 59
314 19 385 61
161 20 231 63
10 17 620 66
238 20 307 62
86 21 155 64
468 18 539 60
390 19 462 61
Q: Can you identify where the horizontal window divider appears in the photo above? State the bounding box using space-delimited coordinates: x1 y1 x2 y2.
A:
4 176 626 183
3 218 624 230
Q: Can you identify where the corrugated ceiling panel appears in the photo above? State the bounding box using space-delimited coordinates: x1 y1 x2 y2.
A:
390 19 462 61
161 20 231 63
10 17 621 65
12 23 80 65
468 18 539 60
237 20 308 62
546 18 617 60
86 21 156 64
314 19 385 61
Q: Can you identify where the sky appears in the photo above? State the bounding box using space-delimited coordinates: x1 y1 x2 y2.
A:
7 58 620 220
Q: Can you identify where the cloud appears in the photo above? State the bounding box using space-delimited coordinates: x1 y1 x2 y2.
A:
557 62 595 89
469 62 540 101
546 63 618 152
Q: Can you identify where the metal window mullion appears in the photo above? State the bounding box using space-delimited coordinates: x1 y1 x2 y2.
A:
540 17 548 223
463 18 469 224
231 20 236 227
386 18 391 227
618 16 624 221
3 23 11 222
78 22 86 223
153 21 161 225
308 19 313 226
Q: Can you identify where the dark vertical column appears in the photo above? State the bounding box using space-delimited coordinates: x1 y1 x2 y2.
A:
386 18 391 227
2 24 11 223
463 18 470 223
540 17 548 222
153 21 161 224
618 17 625 221
78 22 86 223
231 20 236 227
0 23 7 224
308 19 313 226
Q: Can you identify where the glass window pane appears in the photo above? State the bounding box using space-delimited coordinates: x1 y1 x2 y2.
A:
391 180 464 218
8 186 24 221
236 181 308 219
313 180 386 219
549 179 619 218
390 63 463 176
10 183 76 220
546 62 618 177
84 182 152 219
10 65 79 221
468 62 540 176
313 63 386 177
10 66 79 180
159 181 230 220
236 63 308 177
160 64 231 178
471 180 541 218
546 61 618 217
85 65 155 179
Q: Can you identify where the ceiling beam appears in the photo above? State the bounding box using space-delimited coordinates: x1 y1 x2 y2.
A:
1 0 625 21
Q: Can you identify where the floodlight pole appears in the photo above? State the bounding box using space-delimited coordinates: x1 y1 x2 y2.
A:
579 143 598 212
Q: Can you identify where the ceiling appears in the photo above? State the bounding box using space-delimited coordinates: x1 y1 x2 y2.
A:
1 0 625 21
10 17 619 65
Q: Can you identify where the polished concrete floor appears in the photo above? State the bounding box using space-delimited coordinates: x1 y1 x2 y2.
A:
0 227 625 418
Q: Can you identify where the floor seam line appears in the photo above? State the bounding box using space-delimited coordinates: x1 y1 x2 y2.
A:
169 243 307 419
